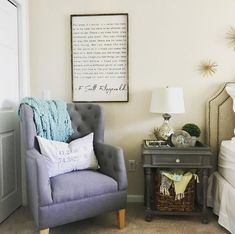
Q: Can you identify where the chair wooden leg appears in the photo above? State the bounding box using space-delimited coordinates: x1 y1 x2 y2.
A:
117 209 125 229
39 228 49 234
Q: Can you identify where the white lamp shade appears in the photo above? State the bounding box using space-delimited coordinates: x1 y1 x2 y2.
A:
150 87 185 114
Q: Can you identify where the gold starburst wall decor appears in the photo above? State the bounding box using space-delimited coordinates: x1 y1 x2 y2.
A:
199 60 218 77
226 27 235 49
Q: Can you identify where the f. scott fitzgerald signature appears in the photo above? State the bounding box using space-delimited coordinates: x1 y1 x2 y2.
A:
77 83 127 95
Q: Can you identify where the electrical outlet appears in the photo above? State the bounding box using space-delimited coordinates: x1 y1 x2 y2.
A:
128 160 136 171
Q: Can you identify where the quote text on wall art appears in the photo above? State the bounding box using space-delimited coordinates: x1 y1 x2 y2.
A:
71 14 128 102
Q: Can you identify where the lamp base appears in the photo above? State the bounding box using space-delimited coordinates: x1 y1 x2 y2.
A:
158 113 174 141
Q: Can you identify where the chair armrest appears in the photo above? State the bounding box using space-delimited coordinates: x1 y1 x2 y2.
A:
26 149 53 206
94 142 128 191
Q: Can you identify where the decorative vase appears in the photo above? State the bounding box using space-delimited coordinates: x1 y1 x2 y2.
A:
190 136 197 147
158 120 174 141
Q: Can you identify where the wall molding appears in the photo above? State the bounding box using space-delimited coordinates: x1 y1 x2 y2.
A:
12 0 30 206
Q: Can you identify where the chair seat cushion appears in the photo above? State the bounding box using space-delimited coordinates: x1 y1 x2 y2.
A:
50 170 118 203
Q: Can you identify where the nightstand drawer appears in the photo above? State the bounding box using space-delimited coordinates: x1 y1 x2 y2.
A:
151 155 203 166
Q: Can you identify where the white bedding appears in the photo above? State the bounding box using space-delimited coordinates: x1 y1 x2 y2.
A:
218 140 235 188
208 172 235 233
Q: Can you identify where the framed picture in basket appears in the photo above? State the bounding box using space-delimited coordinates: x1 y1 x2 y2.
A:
71 13 129 102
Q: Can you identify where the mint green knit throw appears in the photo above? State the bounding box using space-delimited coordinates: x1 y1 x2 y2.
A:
19 97 74 142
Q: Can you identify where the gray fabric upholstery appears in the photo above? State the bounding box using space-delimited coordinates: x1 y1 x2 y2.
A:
26 149 52 206
95 142 128 191
20 104 39 150
39 190 127 229
20 103 127 229
67 103 104 143
51 170 118 203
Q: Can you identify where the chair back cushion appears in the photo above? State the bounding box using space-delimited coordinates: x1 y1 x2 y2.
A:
67 103 104 143
20 103 104 151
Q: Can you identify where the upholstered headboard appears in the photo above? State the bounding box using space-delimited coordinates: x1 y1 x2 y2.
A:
206 82 235 172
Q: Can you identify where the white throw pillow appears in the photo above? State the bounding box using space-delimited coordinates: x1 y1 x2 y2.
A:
37 133 99 177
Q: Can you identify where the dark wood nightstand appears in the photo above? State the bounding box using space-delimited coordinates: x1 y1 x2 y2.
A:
142 141 212 223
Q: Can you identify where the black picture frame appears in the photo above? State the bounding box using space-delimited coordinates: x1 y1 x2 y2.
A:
71 13 129 102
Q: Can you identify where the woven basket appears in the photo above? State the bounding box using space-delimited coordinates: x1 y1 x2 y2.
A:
154 173 195 212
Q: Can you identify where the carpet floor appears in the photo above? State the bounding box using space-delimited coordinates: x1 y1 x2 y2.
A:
0 203 229 234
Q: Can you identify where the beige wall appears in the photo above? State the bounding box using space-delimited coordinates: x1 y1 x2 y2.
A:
29 0 235 196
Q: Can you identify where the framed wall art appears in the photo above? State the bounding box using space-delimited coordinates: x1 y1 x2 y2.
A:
71 13 129 102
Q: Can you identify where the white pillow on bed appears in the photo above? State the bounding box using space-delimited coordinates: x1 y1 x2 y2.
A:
225 85 235 138
37 133 99 177
226 86 235 112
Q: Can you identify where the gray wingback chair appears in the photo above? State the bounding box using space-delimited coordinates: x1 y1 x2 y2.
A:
20 103 128 234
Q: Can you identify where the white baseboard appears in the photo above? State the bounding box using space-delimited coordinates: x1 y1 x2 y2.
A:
127 195 144 203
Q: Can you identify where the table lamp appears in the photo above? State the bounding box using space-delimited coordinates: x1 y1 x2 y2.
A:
150 87 185 140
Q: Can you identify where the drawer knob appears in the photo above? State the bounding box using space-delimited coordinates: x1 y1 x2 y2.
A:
176 158 180 163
